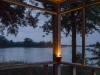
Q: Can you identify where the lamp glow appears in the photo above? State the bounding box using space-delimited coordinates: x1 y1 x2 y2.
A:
56 49 62 62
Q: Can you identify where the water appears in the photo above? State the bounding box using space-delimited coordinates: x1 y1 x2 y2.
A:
0 47 93 63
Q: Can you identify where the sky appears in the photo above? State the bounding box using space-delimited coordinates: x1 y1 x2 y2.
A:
4 27 100 45
4 12 100 45
3 0 100 45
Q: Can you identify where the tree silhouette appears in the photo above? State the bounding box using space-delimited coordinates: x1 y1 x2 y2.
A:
0 0 40 35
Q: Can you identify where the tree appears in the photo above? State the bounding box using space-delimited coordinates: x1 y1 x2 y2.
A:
76 52 89 64
86 42 100 66
41 0 100 63
0 35 9 47
0 0 40 35
76 52 91 75
23 38 33 47
9 40 14 47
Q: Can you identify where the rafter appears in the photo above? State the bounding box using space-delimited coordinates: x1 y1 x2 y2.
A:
60 1 100 15
2 0 57 15
3 0 100 15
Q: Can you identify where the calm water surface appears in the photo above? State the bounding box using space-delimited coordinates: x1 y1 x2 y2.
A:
0 47 93 63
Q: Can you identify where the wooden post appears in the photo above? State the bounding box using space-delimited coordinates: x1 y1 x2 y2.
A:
72 67 76 75
53 3 61 59
53 2 61 75
82 0 85 65
7 69 11 75
92 70 96 75
52 6 57 75
44 65 48 75
55 64 61 75
28 67 32 75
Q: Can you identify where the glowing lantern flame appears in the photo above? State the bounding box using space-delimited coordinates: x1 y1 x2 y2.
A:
57 48 61 57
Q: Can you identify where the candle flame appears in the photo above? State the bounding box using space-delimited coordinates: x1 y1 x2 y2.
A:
57 49 61 57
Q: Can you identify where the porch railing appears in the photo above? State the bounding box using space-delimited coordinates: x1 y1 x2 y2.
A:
0 61 100 75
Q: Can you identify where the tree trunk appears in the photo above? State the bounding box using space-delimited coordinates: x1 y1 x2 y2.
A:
71 11 76 63
71 11 77 75
72 24 76 63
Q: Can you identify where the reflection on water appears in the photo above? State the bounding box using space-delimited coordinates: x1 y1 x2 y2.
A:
0 47 92 63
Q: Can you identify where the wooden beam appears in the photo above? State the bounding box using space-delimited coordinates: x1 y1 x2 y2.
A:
36 0 56 6
61 0 78 5
60 1 100 14
0 61 57 70
61 62 100 71
35 0 77 3
35 0 49 3
2 0 57 15
3 0 100 15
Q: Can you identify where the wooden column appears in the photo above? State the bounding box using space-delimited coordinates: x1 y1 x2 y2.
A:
82 0 85 65
55 64 61 75
53 2 61 75
7 69 11 75
53 3 61 59
92 70 96 75
72 67 76 75
44 65 48 75
28 67 32 75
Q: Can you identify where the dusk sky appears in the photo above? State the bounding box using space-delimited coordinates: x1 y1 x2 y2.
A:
4 27 100 45
4 12 100 45
3 0 100 45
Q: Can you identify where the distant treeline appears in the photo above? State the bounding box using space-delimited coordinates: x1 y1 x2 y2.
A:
0 35 52 48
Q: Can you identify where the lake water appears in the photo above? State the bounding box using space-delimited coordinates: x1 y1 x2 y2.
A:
0 47 93 63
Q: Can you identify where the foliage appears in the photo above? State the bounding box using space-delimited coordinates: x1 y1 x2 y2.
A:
41 0 100 36
86 42 100 66
0 0 40 35
0 35 52 48
75 52 93 75
76 52 89 65
24 38 33 47
0 35 9 47
0 60 26 66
